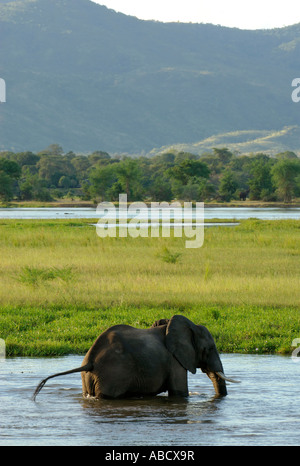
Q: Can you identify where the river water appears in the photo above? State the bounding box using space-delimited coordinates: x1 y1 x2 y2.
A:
1 353 299 446
0 206 300 220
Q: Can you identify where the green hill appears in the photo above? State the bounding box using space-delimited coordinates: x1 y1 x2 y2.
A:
0 0 300 154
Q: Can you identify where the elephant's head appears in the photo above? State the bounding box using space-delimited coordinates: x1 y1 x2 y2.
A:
165 315 239 396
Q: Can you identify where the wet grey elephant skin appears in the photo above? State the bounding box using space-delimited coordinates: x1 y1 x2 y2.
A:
33 315 239 400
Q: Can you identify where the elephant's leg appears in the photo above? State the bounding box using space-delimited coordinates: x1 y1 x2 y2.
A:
81 371 96 397
167 358 189 397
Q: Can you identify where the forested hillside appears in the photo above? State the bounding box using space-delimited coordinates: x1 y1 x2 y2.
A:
0 0 300 153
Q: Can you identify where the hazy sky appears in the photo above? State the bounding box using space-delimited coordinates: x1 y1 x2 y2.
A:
91 0 300 29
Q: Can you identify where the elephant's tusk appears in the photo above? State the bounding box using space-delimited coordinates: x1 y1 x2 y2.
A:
216 371 241 383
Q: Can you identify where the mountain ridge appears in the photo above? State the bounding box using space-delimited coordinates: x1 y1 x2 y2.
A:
147 126 300 157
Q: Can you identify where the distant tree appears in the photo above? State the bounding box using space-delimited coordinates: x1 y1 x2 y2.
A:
89 164 116 201
169 178 184 200
71 156 91 180
271 159 300 202
107 181 123 201
200 153 222 174
198 178 216 200
88 151 111 165
295 174 300 197
249 160 273 200
181 180 201 201
174 152 197 164
149 175 173 202
0 157 21 201
249 153 270 163
52 189 64 200
66 190 75 201
19 180 33 200
157 152 175 165
37 155 76 187
64 151 77 158
169 159 210 185
81 181 92 200
35 189 52 202
19 174 52 202
0 158 21 179
115 158 142 200
38 144 64 156
11 151 40 167
212 147 233 164
147 153 175 199
219 169 238 201
58 175 71 189
0 171 14 201
0 151 14 160
275 151 298 159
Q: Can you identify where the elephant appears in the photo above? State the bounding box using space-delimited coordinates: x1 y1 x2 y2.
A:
239 189 249 201
33 315 239 400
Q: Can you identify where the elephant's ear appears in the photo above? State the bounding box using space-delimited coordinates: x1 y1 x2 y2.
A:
165 315 197 374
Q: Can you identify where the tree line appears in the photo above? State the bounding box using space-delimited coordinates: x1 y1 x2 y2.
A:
0 144 300 204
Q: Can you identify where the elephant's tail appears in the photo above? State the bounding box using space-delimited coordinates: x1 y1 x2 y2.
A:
33 362 93 401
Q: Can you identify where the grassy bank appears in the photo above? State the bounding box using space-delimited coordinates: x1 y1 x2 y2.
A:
0 218 299 356
1 304 299 357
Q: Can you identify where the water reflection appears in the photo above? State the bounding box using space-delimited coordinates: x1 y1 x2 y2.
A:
77 391 224 446
79 393 221 426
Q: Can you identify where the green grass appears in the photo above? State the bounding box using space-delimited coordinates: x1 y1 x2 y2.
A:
0 218 299 356
1 304 299 357
17 265 74 286
158 247 182 264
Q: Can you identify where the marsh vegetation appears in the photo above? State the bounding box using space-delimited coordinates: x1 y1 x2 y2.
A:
0 218 299 356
